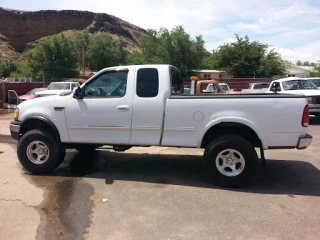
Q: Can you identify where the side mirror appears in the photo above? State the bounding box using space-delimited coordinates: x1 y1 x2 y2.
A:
270 82 281 92
73 86 84 99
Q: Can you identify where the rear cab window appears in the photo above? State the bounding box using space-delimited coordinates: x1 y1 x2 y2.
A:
136 68 159 98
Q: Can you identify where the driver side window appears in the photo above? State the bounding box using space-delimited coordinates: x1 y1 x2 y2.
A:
84 70 128 98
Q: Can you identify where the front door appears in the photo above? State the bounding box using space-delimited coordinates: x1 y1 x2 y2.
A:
65 69 133 144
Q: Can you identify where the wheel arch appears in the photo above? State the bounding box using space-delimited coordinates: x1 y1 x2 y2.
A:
199 118 267 149
20 116 61 141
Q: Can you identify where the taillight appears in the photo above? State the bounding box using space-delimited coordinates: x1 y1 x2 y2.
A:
302 105 309 127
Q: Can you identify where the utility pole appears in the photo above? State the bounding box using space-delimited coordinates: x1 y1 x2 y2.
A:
82 48 85 77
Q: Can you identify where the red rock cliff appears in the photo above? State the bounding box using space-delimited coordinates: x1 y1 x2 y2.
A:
0 8 146 53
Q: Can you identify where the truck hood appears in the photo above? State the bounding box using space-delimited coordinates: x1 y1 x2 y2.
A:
36 90 71 96
17 94 69 119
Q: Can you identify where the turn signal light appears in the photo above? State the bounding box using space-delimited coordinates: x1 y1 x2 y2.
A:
14 108 19 120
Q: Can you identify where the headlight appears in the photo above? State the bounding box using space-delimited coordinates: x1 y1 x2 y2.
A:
307 97 313 104
14 108 19 120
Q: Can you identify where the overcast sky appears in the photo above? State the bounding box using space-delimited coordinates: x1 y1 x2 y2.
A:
1 0 320 63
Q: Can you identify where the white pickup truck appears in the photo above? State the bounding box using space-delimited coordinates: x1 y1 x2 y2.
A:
35 82 80 97
9 65 312 187
267 77 320 116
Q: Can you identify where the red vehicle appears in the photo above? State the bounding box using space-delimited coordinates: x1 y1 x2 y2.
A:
18 88 47 102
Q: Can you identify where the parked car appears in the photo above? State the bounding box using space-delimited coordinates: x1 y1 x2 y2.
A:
306 78 320 90
18 88 47 102
267 77 320 116
249 83 270 89
241 82 271 93
198 80 241 94
184 88 191 95
218 83 231 91
10 65 312 187
35 82 80 97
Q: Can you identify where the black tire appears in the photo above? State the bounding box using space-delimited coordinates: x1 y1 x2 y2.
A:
74 144 101 152
17 129 64 174
57 148 66 167
204 134 258 188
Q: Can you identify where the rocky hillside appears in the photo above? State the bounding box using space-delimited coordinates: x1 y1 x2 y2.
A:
0 8 147 60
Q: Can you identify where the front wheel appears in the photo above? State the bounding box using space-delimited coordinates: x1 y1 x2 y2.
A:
17 129 64 174
204 135 258 187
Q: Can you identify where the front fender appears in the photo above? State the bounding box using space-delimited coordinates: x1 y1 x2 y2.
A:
20 116 61 141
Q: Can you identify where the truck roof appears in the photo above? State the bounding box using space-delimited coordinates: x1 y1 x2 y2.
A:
273 77 309 82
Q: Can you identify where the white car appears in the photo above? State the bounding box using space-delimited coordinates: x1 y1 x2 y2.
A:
267 77 320 116
241 82 270 93
10 65 312 187
218 83 231 91
35 82 80 97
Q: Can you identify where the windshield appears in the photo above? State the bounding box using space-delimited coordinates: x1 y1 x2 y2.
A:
282 80 317 90
310 79 320 87
47 83 71 90
219 84 230 91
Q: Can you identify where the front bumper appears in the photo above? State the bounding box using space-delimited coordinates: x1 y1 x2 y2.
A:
309 104 320 113
296 133 312 149
9 120 21 141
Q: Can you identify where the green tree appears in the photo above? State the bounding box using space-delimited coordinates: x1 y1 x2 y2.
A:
258 49 286 78
129 26 207 78
296 60 302 66
0 59 19 77
0 60 3 77
201 51 219 69
310 72 320 77
127 51 145 65
205 34 285 78
86 33 128 71
26 34 78 78
73 30 91 75
303 61 310 66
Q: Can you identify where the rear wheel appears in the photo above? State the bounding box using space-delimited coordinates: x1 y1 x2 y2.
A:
17 129 64 173
204 135 258 187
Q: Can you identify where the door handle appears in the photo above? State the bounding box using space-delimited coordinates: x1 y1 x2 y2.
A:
117 105 129 111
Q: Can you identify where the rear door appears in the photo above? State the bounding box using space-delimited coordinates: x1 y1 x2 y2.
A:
130 67 164 145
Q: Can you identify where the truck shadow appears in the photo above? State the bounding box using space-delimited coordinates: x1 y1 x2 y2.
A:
49 150 320 197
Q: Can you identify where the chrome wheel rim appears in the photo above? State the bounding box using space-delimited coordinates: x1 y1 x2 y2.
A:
215 149 245 177
26 141 50 165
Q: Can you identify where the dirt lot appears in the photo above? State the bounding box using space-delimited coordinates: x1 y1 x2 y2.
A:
0 113 319 240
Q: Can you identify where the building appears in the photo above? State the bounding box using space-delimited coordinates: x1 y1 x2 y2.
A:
195 70 233 80
294 66 315 72
286 66 310 78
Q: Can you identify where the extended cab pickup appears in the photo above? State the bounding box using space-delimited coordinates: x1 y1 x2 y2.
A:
267 77 320 116
10 65 312 187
